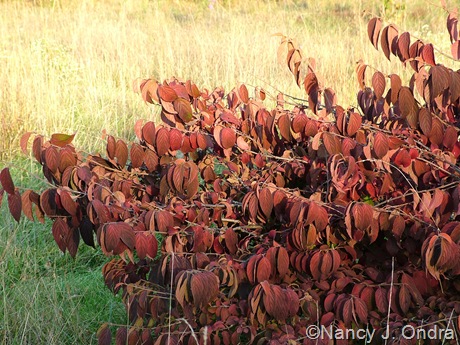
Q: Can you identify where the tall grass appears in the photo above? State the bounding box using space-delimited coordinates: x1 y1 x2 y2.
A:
0 0 452 343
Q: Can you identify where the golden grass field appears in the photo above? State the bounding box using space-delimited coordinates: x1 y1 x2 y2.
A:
0 0 456 344
0 0 452 163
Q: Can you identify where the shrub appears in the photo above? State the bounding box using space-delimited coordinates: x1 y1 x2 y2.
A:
2 6 460 345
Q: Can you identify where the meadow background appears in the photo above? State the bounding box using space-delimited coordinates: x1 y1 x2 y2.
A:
0 0 454 343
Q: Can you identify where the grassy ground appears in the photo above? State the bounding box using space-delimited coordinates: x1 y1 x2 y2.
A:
0 0 454 343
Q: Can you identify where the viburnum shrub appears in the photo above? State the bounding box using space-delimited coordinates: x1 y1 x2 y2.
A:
2 8 460 345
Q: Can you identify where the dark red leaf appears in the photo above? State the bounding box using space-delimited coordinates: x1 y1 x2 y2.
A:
8 190 22 223
0 168 15 195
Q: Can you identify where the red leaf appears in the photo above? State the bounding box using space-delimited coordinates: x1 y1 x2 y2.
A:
0 168 15 195
169 128 183 151
394 149 412 168
135 232 158 260
220 127 236 149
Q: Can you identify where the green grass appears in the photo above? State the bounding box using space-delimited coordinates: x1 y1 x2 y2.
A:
0 162 125 344
0 0 455 343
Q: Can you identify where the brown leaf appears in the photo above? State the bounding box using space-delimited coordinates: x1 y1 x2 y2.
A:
220 127 236 149
374 132 389 158
397 31 411 62
97 323 112 345
130 143 145 169
168 128 183 151
238 84 249 104
347 111 362 137
190 270 219 309
375 287 388 314
355 61 367 89
421 43 436 66
106 135 116 159
372 71 386 99
135 232 158 260
323 132 341 155
447 10 458 43
0 168 15 195
158 84 177 102
430 65 450 99
8 190 22 223
258 188 273 219
32 135 43 164
173 97 193 123
20 132 33 155
291 114 307 133
278 113 291 141
443 126 458 149
45 146 60 174
155 128 170 156
367 17 382 50
353 203 373 231
115 140 128 168
50 133 75 147
52 218 71 254
452 40 460 60
389 74 402 104
381 24 399 60
142 121 156 146
225 228 238 255
59 189 77 216
399 87 419 128
418 107 432 136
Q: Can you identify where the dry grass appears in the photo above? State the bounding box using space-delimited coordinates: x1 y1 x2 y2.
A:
0 0 454 343
0 0 451 162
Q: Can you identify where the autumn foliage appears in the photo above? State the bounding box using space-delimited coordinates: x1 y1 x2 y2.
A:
2 8 460 345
